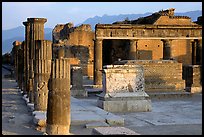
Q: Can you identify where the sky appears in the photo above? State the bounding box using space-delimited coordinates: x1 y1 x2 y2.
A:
2 2 202 30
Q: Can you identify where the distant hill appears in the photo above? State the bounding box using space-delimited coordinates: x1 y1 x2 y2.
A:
2 10 202 54
81 10 202 30
2 27 52 54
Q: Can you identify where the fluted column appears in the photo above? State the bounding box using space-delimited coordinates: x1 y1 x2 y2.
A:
21 41 27 93
23 21 30 94
27 18 47 103
34 40 52 111
12 41 22 84
129 39 138 60
46 58 71 135
94 39 103 86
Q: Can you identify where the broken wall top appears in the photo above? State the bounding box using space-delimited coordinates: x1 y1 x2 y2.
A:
112 8 198 26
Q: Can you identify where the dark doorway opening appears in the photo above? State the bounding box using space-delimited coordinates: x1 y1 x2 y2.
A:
103 39 129 66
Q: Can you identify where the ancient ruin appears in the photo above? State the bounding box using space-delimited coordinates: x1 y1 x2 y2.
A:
52 23 95 79
94 8 202 93
33 40 52 111
7 7 202 135
46 58 71 135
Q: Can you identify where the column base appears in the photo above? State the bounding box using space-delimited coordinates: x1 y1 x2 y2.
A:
186 86 202 93
46 124 70 135
97 92 152 112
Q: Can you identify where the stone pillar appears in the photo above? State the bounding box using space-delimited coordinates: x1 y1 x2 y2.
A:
97 65 152 112
27 18 47 103
34 40 52 111
196 39 202 65
162 39 172 60
191 40 196 65
12 41 22 81
94 39 103 87
71 66 87 97
129 39 137 60
23 21 30 94
46 58 71 135
17 47 24 90
184 65 202 93
58 47 65 59
21 41 27 93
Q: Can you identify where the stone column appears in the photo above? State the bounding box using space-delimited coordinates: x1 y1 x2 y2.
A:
34 40 52 111
129 39 137 60
23 21 30 94
191 39 196 65
196 39 202 65
46 58 71 135
22 41 27 94
162 39 172 60
58 47 65 59
17 47 24 90
71 66 87 97
94 39 103 87
12 41 22 85
27 18 47 103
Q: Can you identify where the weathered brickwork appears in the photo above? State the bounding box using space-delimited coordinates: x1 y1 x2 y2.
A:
52 23 94 78
114 60 185 92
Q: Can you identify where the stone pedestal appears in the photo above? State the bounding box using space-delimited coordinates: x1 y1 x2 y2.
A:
71 66 87 97
46 58 71 135
97 65 152 112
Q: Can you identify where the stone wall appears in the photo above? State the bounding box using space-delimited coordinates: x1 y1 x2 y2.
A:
52 23 94 78
114 60 185 92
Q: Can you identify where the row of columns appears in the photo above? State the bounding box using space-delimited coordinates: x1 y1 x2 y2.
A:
94 38 202 86
12 17 88 134
11 18 72 134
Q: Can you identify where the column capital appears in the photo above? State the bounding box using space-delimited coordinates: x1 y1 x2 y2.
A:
27 18 47 24
23 21 30 26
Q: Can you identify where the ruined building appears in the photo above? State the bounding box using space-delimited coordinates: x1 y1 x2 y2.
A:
94 8 202 92
52 23 95 79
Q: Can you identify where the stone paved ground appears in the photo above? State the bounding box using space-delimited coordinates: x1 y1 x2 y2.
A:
2 66 202 135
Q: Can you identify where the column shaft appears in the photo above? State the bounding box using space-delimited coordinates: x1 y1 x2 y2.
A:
46 58 71 135
162 39 172 60
94 39 103 86
34 40 52 111
129 39 137 60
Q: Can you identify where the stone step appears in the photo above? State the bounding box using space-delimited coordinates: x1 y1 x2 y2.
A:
146 91 192 99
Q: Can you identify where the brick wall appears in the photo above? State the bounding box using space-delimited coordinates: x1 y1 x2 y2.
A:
114 60 185 92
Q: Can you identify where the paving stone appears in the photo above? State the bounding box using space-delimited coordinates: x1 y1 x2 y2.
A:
92 127 140 135
85 122 110 128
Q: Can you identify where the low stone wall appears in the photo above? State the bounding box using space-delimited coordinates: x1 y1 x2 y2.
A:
114 60 185 92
